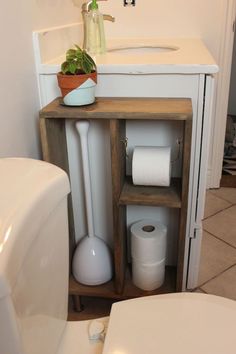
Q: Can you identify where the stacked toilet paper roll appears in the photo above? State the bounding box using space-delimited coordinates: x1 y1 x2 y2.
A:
131 219 167 291
132 146 171 186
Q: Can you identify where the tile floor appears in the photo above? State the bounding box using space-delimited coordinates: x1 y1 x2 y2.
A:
196 187 236 299
69 187 236 320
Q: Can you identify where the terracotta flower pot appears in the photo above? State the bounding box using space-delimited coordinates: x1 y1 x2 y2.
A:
57 71 97 106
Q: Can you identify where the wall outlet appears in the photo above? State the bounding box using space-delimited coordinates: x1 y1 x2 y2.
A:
124 0 135 6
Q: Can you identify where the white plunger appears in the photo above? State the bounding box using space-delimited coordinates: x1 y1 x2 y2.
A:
72 120 113 285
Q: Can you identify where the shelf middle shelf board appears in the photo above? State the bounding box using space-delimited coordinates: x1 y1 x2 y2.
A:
119 177 181 208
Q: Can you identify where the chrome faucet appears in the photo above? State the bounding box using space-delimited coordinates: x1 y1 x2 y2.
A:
81 1 115 50
103 14 115 22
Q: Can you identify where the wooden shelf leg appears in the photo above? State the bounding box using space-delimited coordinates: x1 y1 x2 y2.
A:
177 118 192 291
110 119 127 294
72 295 84 312
39 117 76 269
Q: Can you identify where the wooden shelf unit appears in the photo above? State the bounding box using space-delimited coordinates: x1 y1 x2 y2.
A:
39 97 192 303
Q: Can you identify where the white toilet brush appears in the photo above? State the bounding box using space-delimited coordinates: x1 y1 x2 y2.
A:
72 120 113 285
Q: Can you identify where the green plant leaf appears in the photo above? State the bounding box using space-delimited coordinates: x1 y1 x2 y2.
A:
76 51 82 61
74 44 82 51
68 61 77 74
61 61 69 74
81 50 96 74
66 49 77 61
84 50 96 68
60 45 96 75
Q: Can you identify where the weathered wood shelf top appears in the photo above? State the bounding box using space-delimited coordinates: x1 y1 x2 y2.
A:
40 97 192 121
119 177 181 208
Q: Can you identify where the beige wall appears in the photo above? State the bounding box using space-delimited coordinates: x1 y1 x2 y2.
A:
0 0 79 158
0 0 229 158
101 0 225 61
32 0 81 29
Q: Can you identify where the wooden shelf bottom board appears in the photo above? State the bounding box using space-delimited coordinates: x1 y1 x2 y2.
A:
69 266 177 300
220 175 236 187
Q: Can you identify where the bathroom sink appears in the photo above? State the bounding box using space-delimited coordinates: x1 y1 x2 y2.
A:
108 45 179 55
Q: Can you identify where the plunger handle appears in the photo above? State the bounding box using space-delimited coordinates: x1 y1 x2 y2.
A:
75 120 95 238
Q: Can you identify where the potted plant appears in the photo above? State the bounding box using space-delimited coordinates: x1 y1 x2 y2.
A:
57 45 97 106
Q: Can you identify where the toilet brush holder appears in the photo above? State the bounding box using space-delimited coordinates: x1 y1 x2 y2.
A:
72 120 113 285
72 236 113 285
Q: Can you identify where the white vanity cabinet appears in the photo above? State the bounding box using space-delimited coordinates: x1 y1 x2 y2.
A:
34 28 218 290
95 72 214 290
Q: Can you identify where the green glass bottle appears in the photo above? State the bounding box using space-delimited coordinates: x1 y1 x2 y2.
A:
84 0 106 55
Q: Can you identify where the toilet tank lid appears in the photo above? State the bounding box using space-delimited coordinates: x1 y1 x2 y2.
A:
0 158 70 298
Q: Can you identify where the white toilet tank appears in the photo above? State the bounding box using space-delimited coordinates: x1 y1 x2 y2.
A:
0 158 70 354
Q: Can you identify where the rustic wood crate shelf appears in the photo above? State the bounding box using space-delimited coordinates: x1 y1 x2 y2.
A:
39 97 192 308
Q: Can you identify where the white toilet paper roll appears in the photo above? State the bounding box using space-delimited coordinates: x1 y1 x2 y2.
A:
131 219 167 263
132 146 171 186
132 258 165 291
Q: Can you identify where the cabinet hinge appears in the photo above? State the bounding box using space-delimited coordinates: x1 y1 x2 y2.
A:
190 226 201 239
233 20 235 33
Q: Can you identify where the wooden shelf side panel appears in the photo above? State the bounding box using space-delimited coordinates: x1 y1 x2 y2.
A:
176 118 193 290
39 118 76 264
110 119 127 294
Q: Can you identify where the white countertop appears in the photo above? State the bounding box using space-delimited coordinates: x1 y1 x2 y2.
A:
39 37 218 75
